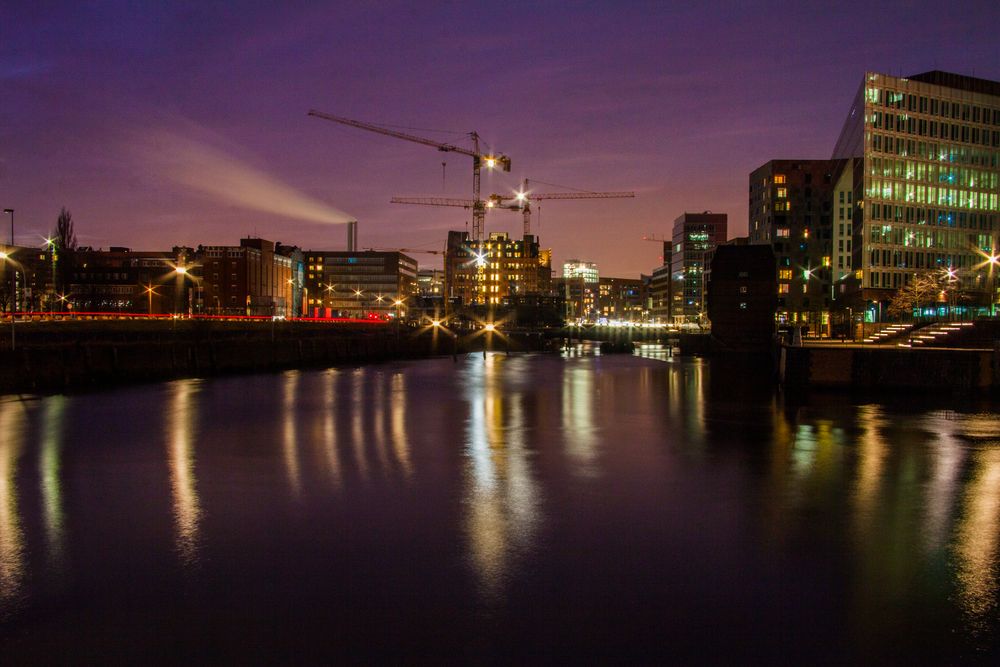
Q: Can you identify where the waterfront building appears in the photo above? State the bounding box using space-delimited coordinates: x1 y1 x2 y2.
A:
68 246 195 314
706 244 776 350
597 277 643 322
445 231 548 305
748 160 841 331
0 243 56 313
832 70 1000 320
304 250 417 318
671 212 727 323
196 238 294 317
649 263 671 323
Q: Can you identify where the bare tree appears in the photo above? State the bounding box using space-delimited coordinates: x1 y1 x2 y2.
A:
54 207 77 250
887 272 942 320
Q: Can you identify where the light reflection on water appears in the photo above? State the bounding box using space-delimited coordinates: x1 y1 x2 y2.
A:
167 378 202 567
1 356 1000 660
0 399 26 602
463 355 540 600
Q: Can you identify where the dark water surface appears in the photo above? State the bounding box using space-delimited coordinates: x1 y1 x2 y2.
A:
2 349 1000 662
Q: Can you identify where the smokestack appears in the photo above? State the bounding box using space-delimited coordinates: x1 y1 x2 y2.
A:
347 220 358 251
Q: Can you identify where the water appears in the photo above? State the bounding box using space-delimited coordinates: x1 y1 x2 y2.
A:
2 349 999 662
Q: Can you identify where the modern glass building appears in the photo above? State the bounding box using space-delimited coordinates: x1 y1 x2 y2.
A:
832 71 1000 320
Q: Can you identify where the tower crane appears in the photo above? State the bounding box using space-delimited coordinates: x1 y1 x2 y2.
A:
391 178 635 237
307 110 511 244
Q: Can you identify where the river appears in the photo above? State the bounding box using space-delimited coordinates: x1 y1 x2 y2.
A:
1 346 999 662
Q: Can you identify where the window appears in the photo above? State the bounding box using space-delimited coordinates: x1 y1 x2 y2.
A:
774 174 786 184
779 269 792 280
776 188 787 198
778 284 790 294
776 228 790 238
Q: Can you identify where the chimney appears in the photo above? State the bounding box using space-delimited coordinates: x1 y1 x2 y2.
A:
347 220 358 251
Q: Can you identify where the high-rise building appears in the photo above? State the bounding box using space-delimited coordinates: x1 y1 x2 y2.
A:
748 160 841 329
671 212 727 323
832 70 1000 320
445 231 548 305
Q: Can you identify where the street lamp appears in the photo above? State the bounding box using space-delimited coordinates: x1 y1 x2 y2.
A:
143 283 158 315
3 209 12 245
0 250 19 349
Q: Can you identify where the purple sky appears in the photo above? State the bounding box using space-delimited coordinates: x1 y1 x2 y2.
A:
3 1 1000 277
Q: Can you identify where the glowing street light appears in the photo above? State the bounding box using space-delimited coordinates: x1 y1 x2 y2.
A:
143 283 158 315
484 323 496 332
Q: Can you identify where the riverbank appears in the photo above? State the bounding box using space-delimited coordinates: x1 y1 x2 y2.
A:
780 343 1000 392
0 320 552 395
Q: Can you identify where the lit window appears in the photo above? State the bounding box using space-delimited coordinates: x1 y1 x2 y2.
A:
774 175 786 184
777 228 790 237
776 188 787 199
822 256 831 267
778 284 790 294
779 269 792 280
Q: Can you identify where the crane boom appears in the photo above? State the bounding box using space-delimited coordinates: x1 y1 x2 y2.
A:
307 109 479 157
529 191 635 201
390 196 474 209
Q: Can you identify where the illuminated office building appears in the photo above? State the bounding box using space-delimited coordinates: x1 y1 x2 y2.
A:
304 250 417 317
832 71 1000 319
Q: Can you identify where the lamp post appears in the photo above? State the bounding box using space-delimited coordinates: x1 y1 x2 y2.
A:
3 208 12 246
1 250 16 350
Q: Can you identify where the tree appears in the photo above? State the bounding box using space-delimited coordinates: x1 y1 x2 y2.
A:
52 207 78 297
54 207 77 250
887 272 942 320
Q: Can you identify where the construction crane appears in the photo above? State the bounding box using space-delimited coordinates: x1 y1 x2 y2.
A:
392 178 635 237
307 109 511 244
641 234 670 264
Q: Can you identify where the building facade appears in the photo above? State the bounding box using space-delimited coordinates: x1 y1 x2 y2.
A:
748 160 841 330
671 212 727 323
597 277 643 322
304 250 417 318
445 231 548 305
832 70 1000 320
197 238 294 317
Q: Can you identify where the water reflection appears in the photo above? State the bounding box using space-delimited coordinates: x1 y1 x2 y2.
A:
39 396 67 571
463 355 539 600
321 369 341 486
351 368 368 478
167 379 202 567
921 411 966 554
955 447 1000 633
389 372 411 478
282 370 302 497
0 399 26 601
561 365 598 475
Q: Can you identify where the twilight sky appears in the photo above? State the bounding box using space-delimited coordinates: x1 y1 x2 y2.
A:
3 1 1000 277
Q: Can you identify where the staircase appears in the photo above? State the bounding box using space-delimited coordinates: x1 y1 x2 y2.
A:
901 321 977 348
862 323 914 345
